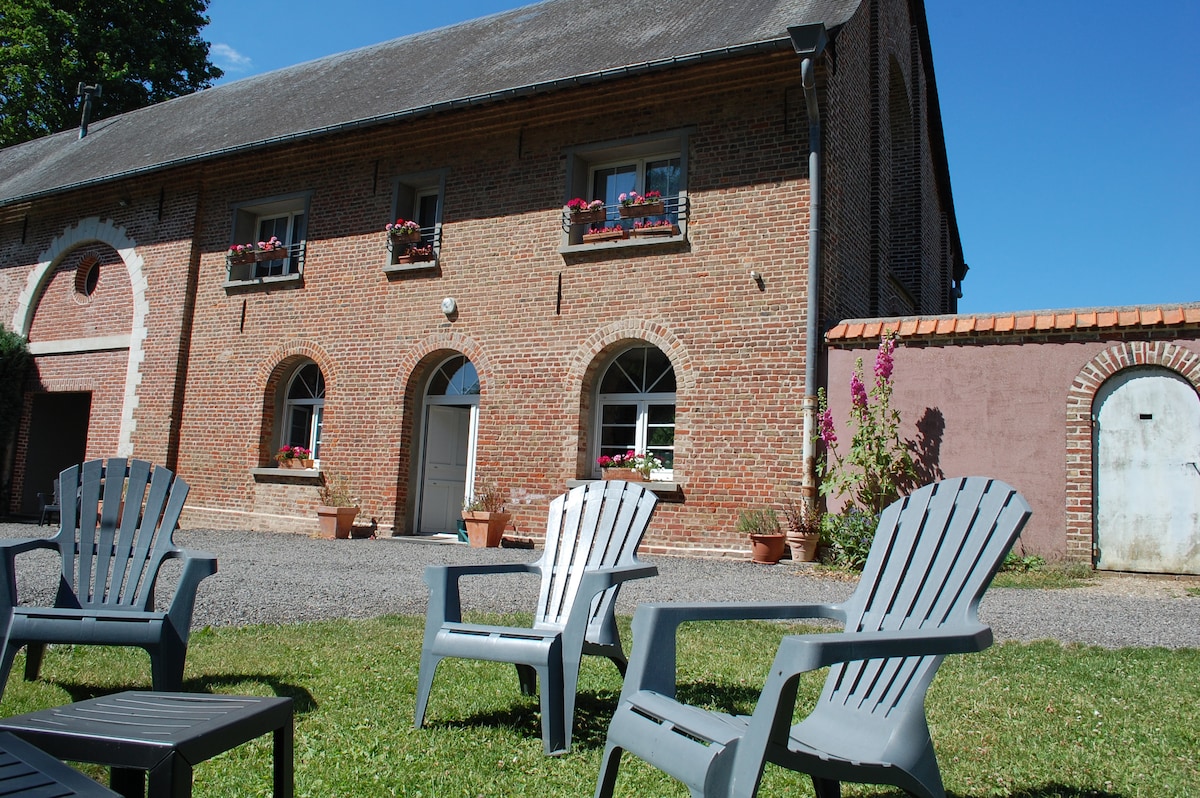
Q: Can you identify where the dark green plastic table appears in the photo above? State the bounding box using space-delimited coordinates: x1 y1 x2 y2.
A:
0 731 120 796
0 692 292 798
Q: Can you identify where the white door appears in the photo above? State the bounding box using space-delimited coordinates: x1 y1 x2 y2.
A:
1095 368 1200 574
418 405 471 534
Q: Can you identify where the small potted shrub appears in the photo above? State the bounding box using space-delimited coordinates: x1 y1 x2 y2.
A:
316 471 359 539
738 508 786 564
783 499 822 562
461 483 510 548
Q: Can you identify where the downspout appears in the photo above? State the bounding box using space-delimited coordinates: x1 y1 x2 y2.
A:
788 24 828 515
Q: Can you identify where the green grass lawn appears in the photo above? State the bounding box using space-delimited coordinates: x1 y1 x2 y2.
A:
0 614 1195 797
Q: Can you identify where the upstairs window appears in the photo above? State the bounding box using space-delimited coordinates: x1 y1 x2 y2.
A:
387 172 445 270
563 130 690 248
227 192 310 284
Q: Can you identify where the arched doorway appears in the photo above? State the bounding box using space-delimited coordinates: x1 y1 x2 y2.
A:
415 354 479 535
1094 366 1200 573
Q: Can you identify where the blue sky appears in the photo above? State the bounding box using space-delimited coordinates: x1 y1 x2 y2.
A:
202 1 1198 316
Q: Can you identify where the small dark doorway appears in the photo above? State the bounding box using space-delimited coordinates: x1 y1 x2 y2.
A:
21 392 91 516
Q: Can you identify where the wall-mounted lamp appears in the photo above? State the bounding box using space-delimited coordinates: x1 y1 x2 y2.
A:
440 297 457 316
750 270 765 290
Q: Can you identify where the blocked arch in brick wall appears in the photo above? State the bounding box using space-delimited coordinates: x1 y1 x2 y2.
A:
14 217 148 457
256 341 337 466
566 319 695 477
1065 342 1200 563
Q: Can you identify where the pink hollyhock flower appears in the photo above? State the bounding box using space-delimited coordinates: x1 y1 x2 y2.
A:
850 372 868 409
820 408 837 445
874 335 895 382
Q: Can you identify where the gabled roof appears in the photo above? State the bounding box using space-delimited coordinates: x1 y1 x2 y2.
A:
0 0 860 208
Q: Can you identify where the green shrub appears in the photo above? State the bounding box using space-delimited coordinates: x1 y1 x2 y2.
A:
819 509 877 570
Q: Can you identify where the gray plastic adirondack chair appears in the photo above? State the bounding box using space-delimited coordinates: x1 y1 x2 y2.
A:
415 479 659 755
0 458 218 700
595 477 1031 798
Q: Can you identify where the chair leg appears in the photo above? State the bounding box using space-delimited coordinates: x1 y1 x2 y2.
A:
413 651 442 729
23 643 45 681
150 643 186 692
515 664 537 696
812 777 841 798
594 743 624 798
0 640 19 701
538 663 567 755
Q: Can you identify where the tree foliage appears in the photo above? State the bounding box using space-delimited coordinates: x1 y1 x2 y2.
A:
0 324 30 439
0 0 222 147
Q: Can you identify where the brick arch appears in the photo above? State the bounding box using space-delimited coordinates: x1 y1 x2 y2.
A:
14 217 148 457
254 340 337 466
392 332 492 403
1064 342 1200 562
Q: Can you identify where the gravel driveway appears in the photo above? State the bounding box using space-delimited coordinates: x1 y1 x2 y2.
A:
5 524 1198 649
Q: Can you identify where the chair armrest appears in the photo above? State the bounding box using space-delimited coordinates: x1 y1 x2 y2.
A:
620 601 847 700
0 538 60 612
422 562 541 624
560 564 658 649
164 549 218 632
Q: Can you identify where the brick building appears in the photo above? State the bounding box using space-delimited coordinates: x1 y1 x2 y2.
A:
0 0 964 555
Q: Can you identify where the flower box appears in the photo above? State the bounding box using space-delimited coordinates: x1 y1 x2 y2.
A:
227 252 255 266
630 224 679 238
619 201 665 219
280 458 314 469
571 208 607 225
388 230 422 245
254 248 288 262
582 229 628 244
602 469 647 482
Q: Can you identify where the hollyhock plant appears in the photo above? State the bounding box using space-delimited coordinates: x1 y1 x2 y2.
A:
816 332 914 515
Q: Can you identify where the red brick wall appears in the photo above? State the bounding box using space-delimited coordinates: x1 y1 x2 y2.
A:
3 7 962 556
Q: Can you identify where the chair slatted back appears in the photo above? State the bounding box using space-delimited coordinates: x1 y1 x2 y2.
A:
55 458 190 611
535 481 657 633
823 478 1030 720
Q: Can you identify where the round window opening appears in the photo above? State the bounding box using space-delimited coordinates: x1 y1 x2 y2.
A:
74 254 100 298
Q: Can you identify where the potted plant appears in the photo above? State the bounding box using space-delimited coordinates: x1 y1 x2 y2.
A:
783 499 822 562
394 244 435 264
274 445 314 469
629 219 679 237
566 197 606 225
739 508 786 564
385 218 422 244
596 450 662 482
618 190 665 218
316 471 359 539
582 224 628 244
461 483 510 548
253 236 287 261
227 243 256 265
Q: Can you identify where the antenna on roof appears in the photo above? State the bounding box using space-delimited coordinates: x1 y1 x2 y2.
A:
77 82 102 139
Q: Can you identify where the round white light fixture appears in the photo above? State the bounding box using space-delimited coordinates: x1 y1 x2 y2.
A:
440 297 457 315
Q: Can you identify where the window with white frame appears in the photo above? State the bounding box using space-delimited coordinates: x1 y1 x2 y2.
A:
387 172 445 268
227 192 310 283
282 362 324 462
594 345 676 479
563 130 690 245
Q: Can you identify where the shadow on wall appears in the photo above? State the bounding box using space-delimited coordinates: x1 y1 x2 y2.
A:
908 407 945 486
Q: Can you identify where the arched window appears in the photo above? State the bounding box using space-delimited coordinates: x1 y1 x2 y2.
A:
594 345 676 479
427 355 479 396
284 362 325 459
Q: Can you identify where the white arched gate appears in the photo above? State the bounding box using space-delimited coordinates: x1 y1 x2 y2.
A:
1094 367 1200 574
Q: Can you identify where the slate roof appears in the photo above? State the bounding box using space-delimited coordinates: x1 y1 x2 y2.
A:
825 303 1200 342
0 0 861 208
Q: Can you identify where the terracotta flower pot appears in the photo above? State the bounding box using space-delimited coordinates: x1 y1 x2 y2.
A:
461 511 511 548
787 532 820 562
749 533 787 564
317 505 359 539
570 208 607 225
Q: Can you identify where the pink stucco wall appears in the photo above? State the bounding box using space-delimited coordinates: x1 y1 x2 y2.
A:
825 332 1200 562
